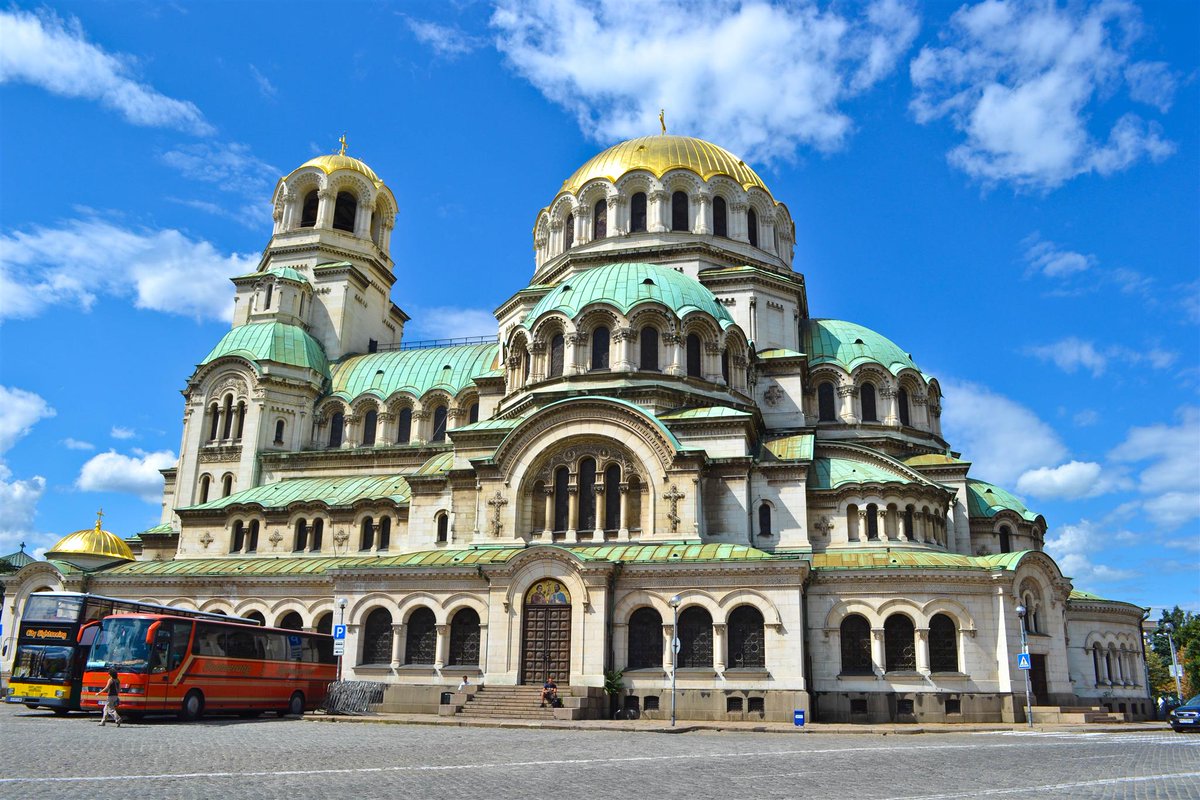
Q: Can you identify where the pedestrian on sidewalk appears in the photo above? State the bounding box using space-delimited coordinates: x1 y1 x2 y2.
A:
99 667 122 727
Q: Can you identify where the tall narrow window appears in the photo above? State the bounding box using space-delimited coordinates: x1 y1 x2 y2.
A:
549 334 565 378
671 191 688 231
713 196 728 237
264 283 273 310
198 475 211 504
747 208 759 247
436 512 449 543
721 350 730 384
361 409 377 446
235 401 246 439
998 525 1012 553
274 420 285 445
591 326 610 370
431 405 448 443
861 383 877 421
898 387 911 426
397 407 412 444
903 506 915 540
866 503 879 540
929 614 958 673
677 607 713 669
884 614 916 672
222 474 233 497
221 395 234 439
294 519 308 552
818 382 836 421
564 213 575 249
300 190 319 227
593 199 607 239
360 517 374 551
627 607 662 669
208 403 219 441
333 191 357 232
640 327 659 371
840 614 872 674
310 519 323 551
247 520 259 553
468 402 479 424
758 503 772 537
604 464 620 530
378 517 391 551
363 608 393 665
728 606 765 669
686 333 702 378
329 412 344 448
630 192 647 232
231 521 245 553
404 608 436 665
578 458 597 530
448 608 480 666
553 467 570 531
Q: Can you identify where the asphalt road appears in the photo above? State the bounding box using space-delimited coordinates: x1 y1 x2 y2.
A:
1 703 1197 800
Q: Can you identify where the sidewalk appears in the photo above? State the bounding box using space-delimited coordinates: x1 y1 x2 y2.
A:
305 711 1172 736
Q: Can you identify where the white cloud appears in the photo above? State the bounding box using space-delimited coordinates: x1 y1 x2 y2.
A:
910 0 1176 189
491 0 919 163
406 18 482 58
0 216 256 322
1016 460 1128 500
406 307 499 341
0 386 55 453
160 142 279 196
1108 407 1200 529
166 198 272 231
939 378 1067 486
0 9 213 136
110 426 136 440
249 64 277 99
0 386 54 551
1073 409 1100 427
1026 336 1178 377
76 449 176 503
1023 236 1095 278
61 438 95 450
1045 520 1137 584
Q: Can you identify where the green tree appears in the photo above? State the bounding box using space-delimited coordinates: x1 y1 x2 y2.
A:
1147 650 1172 698
1150 607 1200 700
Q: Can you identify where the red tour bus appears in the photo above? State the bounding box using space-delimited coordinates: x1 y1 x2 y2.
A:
81 613 335 720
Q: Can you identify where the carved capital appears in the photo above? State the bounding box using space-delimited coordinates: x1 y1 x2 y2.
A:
837 385 858 398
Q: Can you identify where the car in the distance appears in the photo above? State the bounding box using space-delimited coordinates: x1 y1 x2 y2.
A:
1169 695 1200 732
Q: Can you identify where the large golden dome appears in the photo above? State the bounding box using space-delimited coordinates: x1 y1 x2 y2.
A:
46 513 135 564
295 153 382 187
561 135 772 197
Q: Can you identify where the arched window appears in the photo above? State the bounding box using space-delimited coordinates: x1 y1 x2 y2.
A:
221 395 234 439
604 464 620 531
903 506 915 540
593 199 607 239
198 474 211 504
713 196 728 237
244 610 266 626
671 191 689 231
404 608 436 665
840 614 872 674
468 402 479 424
884 614 916 672
728 606 765 669
578 457 597 531
448 608 480 666
677 606 713 669
929 614 958 673
553 467 570 532
246 520 259 553
866 503 880 540
300 190 319 227
222 474 233 497
293 519 308 552
627 607 662 670
630 192 647 232
721 350 730 384
431 405 448 443
564 213 575 249
591 326 610 370
278 612 303 631
898 387 911 426
310 519 323 551
758 503 772 537
264 283 273 310
998 525 1012 553
315 613 333 635
273 419 285 445
360 517 375 551
231 521 245 553
436 512 449 543
328 412 344 448
361 410 377 446
378 517 391 551
747 207 759 247
640 327 659 371
549 334 565 378
332 191 357 232
861 383 877 421
362 608 394 665
207 403 219 441
686 333 702 378
397 407 412 444
235 401 246 439
818 382 836 421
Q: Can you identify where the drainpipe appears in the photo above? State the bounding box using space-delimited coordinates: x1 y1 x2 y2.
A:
800 565 814 719
745 465 754 547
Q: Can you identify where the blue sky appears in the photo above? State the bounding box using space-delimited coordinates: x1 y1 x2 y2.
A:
0 0 1196 612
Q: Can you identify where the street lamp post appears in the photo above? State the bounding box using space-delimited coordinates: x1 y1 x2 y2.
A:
1142 633 1155 719
669 594 682 727
1016 604 1033 728
336 597 348 682
1163 622 1184 702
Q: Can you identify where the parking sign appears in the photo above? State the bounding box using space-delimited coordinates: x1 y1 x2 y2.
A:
333 624 346 640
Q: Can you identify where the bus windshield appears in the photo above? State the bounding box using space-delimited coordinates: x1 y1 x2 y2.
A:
22 595 84 622
86 619 154 673
13 645 74 680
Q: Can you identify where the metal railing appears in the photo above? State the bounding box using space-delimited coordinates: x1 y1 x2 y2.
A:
373 335 497 352
321 680 386 715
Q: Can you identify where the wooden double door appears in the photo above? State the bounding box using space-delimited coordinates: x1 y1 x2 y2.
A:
521 605 571 685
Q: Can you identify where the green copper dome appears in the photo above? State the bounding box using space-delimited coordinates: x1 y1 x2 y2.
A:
524 263 735 328
201 322 329 375
330 343 499 402
809 456 916 489
966 479 1041 522
803 319 926 379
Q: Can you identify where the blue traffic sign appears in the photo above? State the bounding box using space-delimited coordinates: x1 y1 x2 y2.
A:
1017 652 1031 670
793 709 806 726
333 624 347 640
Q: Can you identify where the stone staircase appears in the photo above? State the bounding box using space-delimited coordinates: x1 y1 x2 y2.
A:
1030 705 1122 724
441 684 600 721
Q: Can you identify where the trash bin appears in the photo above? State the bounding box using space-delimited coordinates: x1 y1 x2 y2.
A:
440 691 453 705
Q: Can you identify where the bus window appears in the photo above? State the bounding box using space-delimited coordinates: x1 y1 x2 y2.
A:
22 595 83 622
86 619 154 672
13 646 73 680
168 621 193 671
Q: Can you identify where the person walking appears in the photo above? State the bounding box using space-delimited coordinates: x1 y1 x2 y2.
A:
99 667 122 727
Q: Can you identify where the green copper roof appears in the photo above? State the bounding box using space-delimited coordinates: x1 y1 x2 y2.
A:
803 319 926 379
812 548 1033 572
762 433 815 461
414 451 455 476
184 475 411 512
236 266 308 284
1 549 36 569
99 543 790 578
757 348 804 359
524 263 735 328
136 523 175 537
1070 589 1104 601
201 322 329 376
658 406 752 420
966 479 1040 522
809 456 914 489
507 397 685 452
330 343 498 402
452 418 523 433
905 453 967 467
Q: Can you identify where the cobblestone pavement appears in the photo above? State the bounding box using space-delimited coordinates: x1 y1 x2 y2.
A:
1 704 1197 800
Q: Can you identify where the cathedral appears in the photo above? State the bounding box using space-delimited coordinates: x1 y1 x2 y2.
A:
1 135 1150 723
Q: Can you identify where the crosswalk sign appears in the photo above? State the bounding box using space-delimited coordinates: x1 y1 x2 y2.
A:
1017 652 1031 670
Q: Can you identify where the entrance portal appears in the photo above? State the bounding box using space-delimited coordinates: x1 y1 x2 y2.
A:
520 579 571 685
1029 654 1049 705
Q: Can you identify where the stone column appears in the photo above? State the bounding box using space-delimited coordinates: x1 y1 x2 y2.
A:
663 624 675 672
713 623 727 672
377 411 395 446
391 623 405 668
593 485 605 537
574 209 587 246
837 385 858 423
703 341 723 383
880 386 899 425
871 629 885 676
567 485 579 539
857 509 868 543
731 202 749 242
411 410 429 445
434 624 450 670
693 193 711 235
607 196 620 236
542 487 554 538
530 342 546 383
316 188 336 229
665 333 684 376
915 629 929 674
649 190 667 233
549 219 563 259
613 326 636 372
565 332 585 375
762 211 778 255
618 484 629 539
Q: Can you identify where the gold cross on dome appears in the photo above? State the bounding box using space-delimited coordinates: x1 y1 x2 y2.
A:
659 109 666 134
338 133 347 156
95 507 105 531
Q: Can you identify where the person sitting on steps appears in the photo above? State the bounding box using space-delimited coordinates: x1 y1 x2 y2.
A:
540 675 558 707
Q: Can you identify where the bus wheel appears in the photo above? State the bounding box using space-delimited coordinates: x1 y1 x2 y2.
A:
180 690 205 722
52 708 69 716
285 691 305 717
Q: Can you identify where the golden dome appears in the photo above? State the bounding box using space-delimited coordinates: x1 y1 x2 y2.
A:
46 513 135 564
296 153 382 187
560 135 772 197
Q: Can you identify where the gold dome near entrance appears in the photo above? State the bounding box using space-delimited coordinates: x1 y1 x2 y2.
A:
45 509 135 568
560 135 773 197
